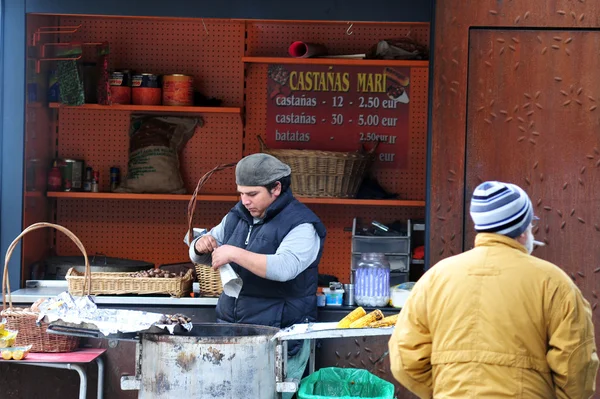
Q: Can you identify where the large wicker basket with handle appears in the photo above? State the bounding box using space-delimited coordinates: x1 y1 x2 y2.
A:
187 163 237 297
257 135 378 198
1 223 84 352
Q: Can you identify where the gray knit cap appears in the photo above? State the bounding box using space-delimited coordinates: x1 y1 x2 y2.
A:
235 153 291 186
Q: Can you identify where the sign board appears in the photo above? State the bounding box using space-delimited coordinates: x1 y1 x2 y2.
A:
265 64 411 168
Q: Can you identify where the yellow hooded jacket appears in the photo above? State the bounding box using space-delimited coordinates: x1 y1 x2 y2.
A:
389 233 598 398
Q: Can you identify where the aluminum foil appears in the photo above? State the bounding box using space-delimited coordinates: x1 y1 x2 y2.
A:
36 292 192 336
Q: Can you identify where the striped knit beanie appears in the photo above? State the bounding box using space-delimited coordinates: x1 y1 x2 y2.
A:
470 181 533 238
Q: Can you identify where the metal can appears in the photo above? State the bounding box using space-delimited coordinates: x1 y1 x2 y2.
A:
162 74 193 106
131 73 160 88
110 167 120 192
60 159 84 191
92 170 100 193
132 73 161 105
109 71 130 87
110 71 132 104
83 167 93 192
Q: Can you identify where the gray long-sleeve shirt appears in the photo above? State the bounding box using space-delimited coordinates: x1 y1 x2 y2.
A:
188 214 320 282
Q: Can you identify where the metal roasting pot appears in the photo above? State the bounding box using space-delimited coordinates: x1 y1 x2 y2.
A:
125 323 280 399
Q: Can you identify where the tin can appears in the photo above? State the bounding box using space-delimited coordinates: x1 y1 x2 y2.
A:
110 71 132 104
162 74 193 106
132 73 160 88
109 71 130 87
132 73 161 105
83 167 93 192
110 167 120 192
59 159 84 191
92 170 100 193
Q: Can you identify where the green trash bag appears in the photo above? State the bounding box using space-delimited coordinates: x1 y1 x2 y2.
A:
298 367 395 399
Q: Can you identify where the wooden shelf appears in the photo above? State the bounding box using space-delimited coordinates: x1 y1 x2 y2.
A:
46 191 425 207
297 198 425 207
47 192 239 202
48 103 242 114
242 56 429 67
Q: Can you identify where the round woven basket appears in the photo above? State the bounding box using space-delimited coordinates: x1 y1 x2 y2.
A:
1 222 89 352
187 163 237 297
257 135 378 198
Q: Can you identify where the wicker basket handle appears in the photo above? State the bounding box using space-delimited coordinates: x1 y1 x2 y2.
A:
187 163 237 244
2 222 91 311
257 135 268 152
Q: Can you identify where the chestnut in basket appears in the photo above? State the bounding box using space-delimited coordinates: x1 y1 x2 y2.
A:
130 268 181 278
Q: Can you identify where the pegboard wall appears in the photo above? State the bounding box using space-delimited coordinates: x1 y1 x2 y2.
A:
245 21 430 57
56 200 233 265
60 17 245 107
21 14 59 283
25 15 429 280
57 109 241 194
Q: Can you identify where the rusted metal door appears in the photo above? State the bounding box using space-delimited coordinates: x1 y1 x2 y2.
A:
465 28 600 311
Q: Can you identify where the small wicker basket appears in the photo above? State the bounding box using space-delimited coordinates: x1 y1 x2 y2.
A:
1 223 83 352
187 163 237 297
257 135 378 198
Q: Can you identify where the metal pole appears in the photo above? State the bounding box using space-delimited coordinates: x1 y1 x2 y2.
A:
96 356 105 399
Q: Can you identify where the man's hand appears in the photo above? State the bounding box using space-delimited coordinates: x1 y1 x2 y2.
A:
211 245 240 270
194 234 218 254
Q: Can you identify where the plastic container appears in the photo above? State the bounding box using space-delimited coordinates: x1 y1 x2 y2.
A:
352 235 410 254
0 345 32 360
354 253 390 307
316 293 326 307
322 288 344 306
298 367 394 399
390 282 416 308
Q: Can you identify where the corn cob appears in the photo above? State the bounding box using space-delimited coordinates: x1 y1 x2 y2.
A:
349 309 384 328
337 307 367 328
368 314 399 328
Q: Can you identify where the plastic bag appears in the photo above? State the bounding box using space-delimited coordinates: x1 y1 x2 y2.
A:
298 367 395 399
366 38 429 60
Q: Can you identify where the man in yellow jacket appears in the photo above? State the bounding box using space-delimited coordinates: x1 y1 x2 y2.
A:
389 181 599 398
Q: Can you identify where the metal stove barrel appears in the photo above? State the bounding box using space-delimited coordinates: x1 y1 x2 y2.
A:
136 323 279 399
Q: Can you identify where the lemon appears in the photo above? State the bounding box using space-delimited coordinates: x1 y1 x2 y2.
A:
1 351 12 360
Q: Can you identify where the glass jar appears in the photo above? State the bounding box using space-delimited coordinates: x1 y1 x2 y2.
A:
354 253 390 307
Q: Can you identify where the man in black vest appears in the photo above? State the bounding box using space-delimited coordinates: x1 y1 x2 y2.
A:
188 153 327 394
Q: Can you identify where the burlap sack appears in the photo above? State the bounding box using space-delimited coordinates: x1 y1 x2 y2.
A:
115 115 201 194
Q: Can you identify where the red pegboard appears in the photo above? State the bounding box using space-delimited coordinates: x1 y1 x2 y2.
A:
243 21 429 280
245 21 430 58
57 109 241 194
56 199 234 266
22 14 61 283
22 15 429 282
60 17 245 107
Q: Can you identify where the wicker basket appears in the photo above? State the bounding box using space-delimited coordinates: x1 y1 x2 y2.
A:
2 223 82 352
65 268 194 297
257 135 378 198
194 264 223 297
187 163 237 298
